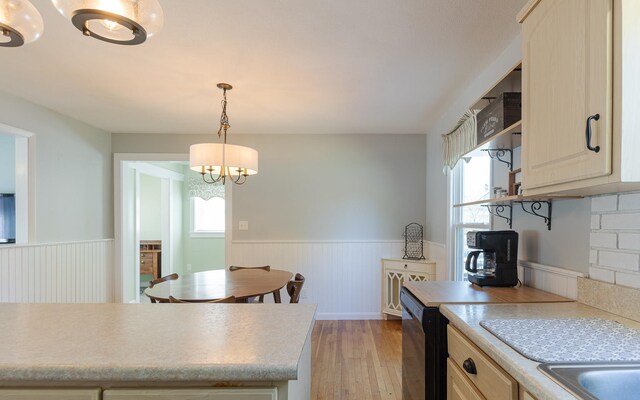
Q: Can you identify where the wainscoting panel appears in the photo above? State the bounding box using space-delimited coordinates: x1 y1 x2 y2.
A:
231 240 407 320
518 260 587 300
0 240 113 303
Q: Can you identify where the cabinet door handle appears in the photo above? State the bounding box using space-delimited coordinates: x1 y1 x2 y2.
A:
463 358 477 375
586 113 601 153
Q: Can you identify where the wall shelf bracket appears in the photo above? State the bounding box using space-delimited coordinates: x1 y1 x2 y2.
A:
482 148 513 171
482 204 513 228
516 201 552 230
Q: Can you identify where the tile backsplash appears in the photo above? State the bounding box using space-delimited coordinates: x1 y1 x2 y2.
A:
590 192 640 289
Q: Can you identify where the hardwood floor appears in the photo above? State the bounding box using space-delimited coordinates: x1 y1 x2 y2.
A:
311 320 402 400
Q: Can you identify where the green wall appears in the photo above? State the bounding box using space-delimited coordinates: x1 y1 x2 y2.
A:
182 165 225 272
139 173 162 240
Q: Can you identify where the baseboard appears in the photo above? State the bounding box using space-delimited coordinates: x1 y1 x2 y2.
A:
315 312 382 320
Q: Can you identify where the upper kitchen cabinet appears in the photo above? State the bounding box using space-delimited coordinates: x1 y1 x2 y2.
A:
518 0 640 196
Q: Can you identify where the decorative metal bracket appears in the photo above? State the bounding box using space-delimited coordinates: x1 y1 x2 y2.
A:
517 201 552 230
482 204 512 228
482 149 513 171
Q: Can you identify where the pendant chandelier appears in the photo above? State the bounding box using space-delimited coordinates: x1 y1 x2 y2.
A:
189 83 259 185
0 0 44 47
52 0 163 45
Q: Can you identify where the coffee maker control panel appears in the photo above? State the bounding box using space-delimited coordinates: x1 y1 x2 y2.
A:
466 231 478 248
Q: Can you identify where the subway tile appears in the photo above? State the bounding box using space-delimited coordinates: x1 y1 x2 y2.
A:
589 250 598 264
619 233 640 251
590 232 617 249
591 195 618 212
590 214 601 230
615 271 640 290
601 213 640 230
598 251 640 271
589 266 616 283
619 193 640 211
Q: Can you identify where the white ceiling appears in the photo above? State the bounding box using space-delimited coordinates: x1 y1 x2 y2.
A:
0 0 526 134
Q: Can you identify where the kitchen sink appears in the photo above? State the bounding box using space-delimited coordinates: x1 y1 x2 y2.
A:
539 362 640 400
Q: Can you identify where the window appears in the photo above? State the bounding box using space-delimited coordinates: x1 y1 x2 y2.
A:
450 156 491 281
191 196 225 237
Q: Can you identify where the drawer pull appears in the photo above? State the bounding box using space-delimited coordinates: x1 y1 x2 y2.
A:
141 261 145 264
463 358 477 375
586 113 601 153
404 264 408 269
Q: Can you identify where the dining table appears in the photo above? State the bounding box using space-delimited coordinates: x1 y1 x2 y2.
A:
144 268 294 303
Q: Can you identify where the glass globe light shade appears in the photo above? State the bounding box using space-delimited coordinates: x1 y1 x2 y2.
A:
51 0 163 45
0 0 44 47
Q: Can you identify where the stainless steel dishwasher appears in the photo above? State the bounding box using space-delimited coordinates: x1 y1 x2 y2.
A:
401 287 448 400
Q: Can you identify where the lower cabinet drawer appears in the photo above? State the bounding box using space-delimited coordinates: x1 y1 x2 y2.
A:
447 326 517 400
383 259 435 274
103 388 277 400
0 389 100 400
447 359 485 400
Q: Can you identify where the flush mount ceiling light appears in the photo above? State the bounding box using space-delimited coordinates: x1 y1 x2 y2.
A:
0 0 44 47
51 0 163 45
190 84 259 185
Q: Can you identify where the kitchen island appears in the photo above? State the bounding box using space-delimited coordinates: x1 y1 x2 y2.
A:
0 303 316 400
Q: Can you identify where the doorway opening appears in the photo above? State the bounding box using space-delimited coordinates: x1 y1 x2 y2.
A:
114 154 232 303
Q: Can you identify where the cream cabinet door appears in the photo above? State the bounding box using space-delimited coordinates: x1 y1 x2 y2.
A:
522 0 612 190
447 359 485 400
103 388 277 400
384 269 405 315
0 389 100 400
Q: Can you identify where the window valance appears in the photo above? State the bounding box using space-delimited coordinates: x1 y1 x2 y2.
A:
188 176 225 200
442 109 478 171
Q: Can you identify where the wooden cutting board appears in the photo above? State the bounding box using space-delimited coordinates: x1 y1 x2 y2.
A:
404 281 572 307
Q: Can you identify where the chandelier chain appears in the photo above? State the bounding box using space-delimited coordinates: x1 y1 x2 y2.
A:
217 88 230 142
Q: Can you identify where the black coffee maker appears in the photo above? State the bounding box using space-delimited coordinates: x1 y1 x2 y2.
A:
465 230 518 287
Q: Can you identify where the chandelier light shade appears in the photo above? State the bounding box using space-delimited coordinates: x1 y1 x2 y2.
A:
0 0 44 47
51 0 163 45
189 84 259 185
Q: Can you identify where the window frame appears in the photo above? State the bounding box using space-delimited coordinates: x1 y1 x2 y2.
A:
189 196 225 238
449 156 493 281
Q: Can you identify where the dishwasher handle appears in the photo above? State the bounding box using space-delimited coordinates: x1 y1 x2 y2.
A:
400 288 424 322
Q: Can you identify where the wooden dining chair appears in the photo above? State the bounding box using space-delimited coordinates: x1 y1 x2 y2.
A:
147 273 179 303
168 295 236 304
149 273 179 288
286 273 306 304
229 265 271 302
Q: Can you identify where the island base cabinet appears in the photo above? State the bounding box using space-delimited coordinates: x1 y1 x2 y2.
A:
102 388 277 400
0 389 100 400
447 359 485 400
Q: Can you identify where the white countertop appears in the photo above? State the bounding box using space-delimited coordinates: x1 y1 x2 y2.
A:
0 303 316 384
440 302 640 400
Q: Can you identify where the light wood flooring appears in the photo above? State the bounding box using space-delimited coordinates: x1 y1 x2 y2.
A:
311 320 402 400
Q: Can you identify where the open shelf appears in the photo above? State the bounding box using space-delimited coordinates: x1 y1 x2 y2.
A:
465 120 522 158
454 194 582 231
453 194 581 208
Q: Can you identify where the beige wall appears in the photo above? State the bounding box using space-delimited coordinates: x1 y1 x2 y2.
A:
0 134 15 193
0 90 112 242
113 133 427 241
425 34 591 272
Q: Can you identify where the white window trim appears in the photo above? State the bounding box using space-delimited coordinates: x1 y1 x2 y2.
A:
189 196 225 238
447 158 493 281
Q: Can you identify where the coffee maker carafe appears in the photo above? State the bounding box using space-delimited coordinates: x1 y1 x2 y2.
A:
465 230 518 287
